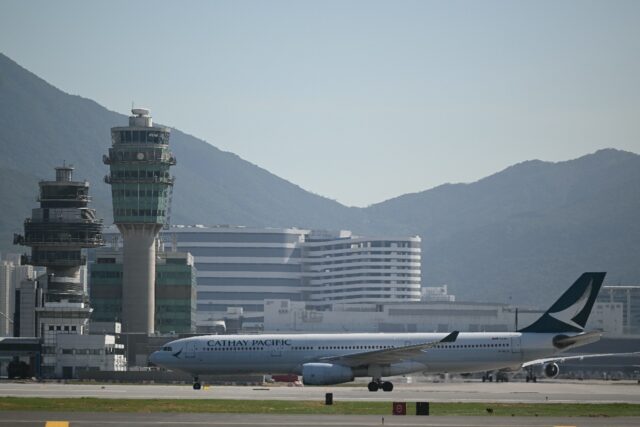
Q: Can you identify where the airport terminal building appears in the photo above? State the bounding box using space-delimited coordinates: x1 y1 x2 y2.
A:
98 225 636 338
102 225 422 331
263 298 624 336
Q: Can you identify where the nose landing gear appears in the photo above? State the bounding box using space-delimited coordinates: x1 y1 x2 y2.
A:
193 376 202 390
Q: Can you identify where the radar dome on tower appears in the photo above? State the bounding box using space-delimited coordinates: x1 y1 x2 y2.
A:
132 108 150 116
129 107 153 127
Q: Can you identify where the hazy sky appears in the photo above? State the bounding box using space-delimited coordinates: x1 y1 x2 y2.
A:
1 1 639 207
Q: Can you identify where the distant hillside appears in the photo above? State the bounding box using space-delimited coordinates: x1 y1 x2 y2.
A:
0 53 360 252
1 52 638 307
363 149 640 304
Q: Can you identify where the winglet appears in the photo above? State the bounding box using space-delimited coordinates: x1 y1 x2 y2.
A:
441 331 459 343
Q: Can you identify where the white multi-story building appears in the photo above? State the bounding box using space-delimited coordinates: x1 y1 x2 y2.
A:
160 225 309 330
0 262 13 336
0 259 35 336
37 285 93 376
303 230 422 306
55 333 126 378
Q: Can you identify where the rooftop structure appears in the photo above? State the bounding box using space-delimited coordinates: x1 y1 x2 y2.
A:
421 285 455 302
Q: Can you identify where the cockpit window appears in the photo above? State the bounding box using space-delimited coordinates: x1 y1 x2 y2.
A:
162 346 173 351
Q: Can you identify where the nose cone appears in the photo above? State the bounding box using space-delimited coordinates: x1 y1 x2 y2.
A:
149 351 160 366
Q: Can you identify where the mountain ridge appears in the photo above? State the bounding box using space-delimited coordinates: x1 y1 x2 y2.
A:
1 52 638 307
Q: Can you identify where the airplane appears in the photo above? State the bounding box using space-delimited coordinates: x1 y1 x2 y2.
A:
150 272 606 392
481 351 640 383
521 351 640 382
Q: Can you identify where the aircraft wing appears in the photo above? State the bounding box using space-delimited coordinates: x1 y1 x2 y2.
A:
319 331 459 367
522 351 640 368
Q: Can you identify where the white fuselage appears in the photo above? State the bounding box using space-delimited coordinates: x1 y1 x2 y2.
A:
150 332 567 378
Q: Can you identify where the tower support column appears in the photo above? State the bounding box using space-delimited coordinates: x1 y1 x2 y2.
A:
120 224 159 334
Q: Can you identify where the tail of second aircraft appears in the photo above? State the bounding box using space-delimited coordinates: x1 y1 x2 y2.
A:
518 272 606 333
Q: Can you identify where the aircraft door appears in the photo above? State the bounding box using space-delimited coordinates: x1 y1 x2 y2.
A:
185 341 196 359
270 344 284 357
510 337 522 354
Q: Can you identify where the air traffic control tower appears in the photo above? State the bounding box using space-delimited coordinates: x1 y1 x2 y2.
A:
104 108 176 333
15 165 104 303
14 165 103 374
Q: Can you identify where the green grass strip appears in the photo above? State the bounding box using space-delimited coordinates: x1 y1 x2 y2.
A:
0 398 639 417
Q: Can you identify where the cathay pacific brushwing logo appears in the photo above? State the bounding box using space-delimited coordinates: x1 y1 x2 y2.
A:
172 348 183 358
548 280 592 330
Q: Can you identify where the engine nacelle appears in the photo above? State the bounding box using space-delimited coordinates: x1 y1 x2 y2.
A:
543 362 559 378
302 363 354 385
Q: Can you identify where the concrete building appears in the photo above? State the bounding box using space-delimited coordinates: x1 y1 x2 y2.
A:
263 299 623 335
156 251 197 333
421 285 455 302
588 301 624 336
0 337 41 378
0 261 15 336
303 231 422 306
89 249 123 325
14 165 104 376
104 108 176 333
17 278 40 337
0 258 35 336
55 333 126 379
158 225 309 330
597 286 640 335
264 299 532 333
89 247 197 334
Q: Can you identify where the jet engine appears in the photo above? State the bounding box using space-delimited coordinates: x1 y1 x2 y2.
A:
302 363 354 385
543 362 560 378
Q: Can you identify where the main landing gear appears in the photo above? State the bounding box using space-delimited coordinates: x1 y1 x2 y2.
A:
525 367 537 383
482 372 510 382
368 379 394 392
193 376 202 390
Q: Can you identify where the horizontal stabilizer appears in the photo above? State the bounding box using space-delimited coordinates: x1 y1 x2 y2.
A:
552 331 602 349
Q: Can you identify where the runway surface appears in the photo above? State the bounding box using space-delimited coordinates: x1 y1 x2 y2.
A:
1 412 639 427
1 380 639 404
